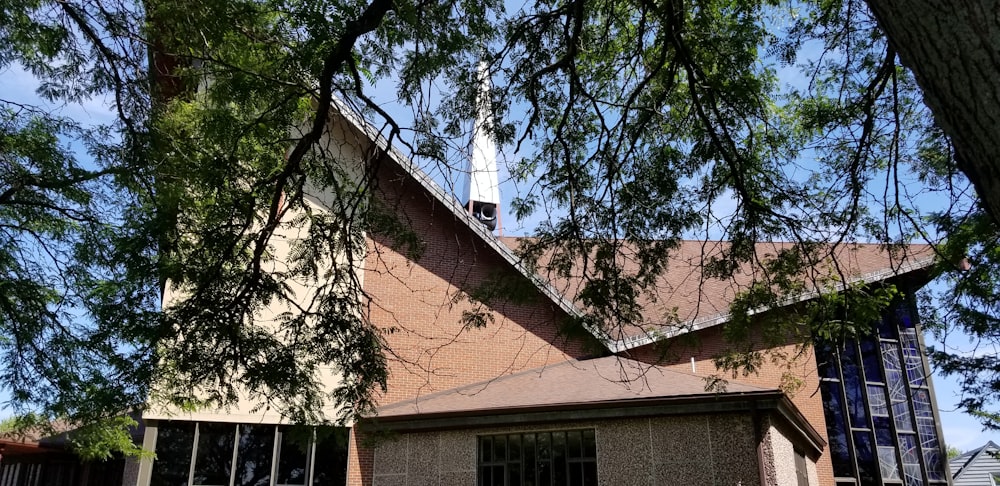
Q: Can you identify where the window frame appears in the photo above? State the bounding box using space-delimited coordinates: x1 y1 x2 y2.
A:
148 421 344 486
477 428 598 486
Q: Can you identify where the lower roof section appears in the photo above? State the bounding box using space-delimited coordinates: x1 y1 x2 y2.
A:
363 356 826 456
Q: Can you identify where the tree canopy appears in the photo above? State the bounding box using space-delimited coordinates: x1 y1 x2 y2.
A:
1 0 998 456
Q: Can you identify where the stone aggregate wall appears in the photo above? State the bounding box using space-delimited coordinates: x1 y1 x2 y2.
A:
369 412 816 486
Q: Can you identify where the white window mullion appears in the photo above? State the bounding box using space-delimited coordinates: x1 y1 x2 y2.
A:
228 426 240 486
188 423 200 486
269 425 280 486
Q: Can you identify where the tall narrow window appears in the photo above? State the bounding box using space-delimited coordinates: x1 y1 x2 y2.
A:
814 298 947 485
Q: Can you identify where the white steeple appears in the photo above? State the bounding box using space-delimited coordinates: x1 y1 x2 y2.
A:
465 60 500 232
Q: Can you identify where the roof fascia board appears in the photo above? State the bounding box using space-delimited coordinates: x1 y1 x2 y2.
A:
362 391 784 433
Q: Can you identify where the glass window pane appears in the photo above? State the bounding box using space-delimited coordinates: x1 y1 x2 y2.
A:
898 434 919 465
868 385 888 417
900 330 926 387
312 427 349 485
276 428 309 485
860 338 884 383
509 463 522 486
878 315 899 339
882 344 906 402
842 342 869 428
495 435 508 462
150 422 195 486
523 434 536 485
509 435 522 463
853 431 878 484
893 401 914 432
583 461 597 486
820 379 853 478
582 430 596 458
234 424 274 486
481 436 493 462
903 463 923 486
538 433 550 460
566 430 582 459
873 416 894 446
193 423 236 486
878 446 900 480
922 447 945 481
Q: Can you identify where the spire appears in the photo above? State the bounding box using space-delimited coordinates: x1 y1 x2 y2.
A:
466 60 500 232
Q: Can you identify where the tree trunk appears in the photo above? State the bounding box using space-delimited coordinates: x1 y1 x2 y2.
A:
866 0 1000 224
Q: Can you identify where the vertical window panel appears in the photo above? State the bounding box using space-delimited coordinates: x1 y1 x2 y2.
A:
877 446 901 480
900 330 926 387
234 424 274 486
861 338 884 383
150 422 196 486
193 422 236 486
819 377 853 478
868 385 888 417
842 342 869 428
853 431 878 484
275 429 308 486
312 428 349 486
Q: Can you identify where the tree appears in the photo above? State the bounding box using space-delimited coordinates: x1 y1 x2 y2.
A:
0 0 997 455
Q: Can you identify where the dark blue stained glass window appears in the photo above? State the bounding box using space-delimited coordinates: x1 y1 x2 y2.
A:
842 342 869 428
853 431 878 484
816 300 947 485
820 379 854 478
817 342 840 380
878 315 899 339
904 464 924 486
900 433 925 485
873 416 894 446
912 389 934 418
898 307 915 329
899 434 920 465
923 446 945 482
861 338 884 383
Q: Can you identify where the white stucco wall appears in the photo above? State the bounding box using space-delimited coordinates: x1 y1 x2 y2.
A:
145 112 372 425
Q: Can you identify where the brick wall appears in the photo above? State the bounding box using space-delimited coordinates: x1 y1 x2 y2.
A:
347 161 593 485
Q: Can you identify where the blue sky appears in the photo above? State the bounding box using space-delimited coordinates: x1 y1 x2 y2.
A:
3 48 995 453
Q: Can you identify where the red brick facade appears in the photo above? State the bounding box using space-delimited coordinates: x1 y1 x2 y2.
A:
347 162 594 485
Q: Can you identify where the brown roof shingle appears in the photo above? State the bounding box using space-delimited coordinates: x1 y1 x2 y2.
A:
377 355 769 418
500 238 935 350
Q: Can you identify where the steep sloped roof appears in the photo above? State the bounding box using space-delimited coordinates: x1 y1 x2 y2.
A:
331 99 936 354
501 238 935 351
